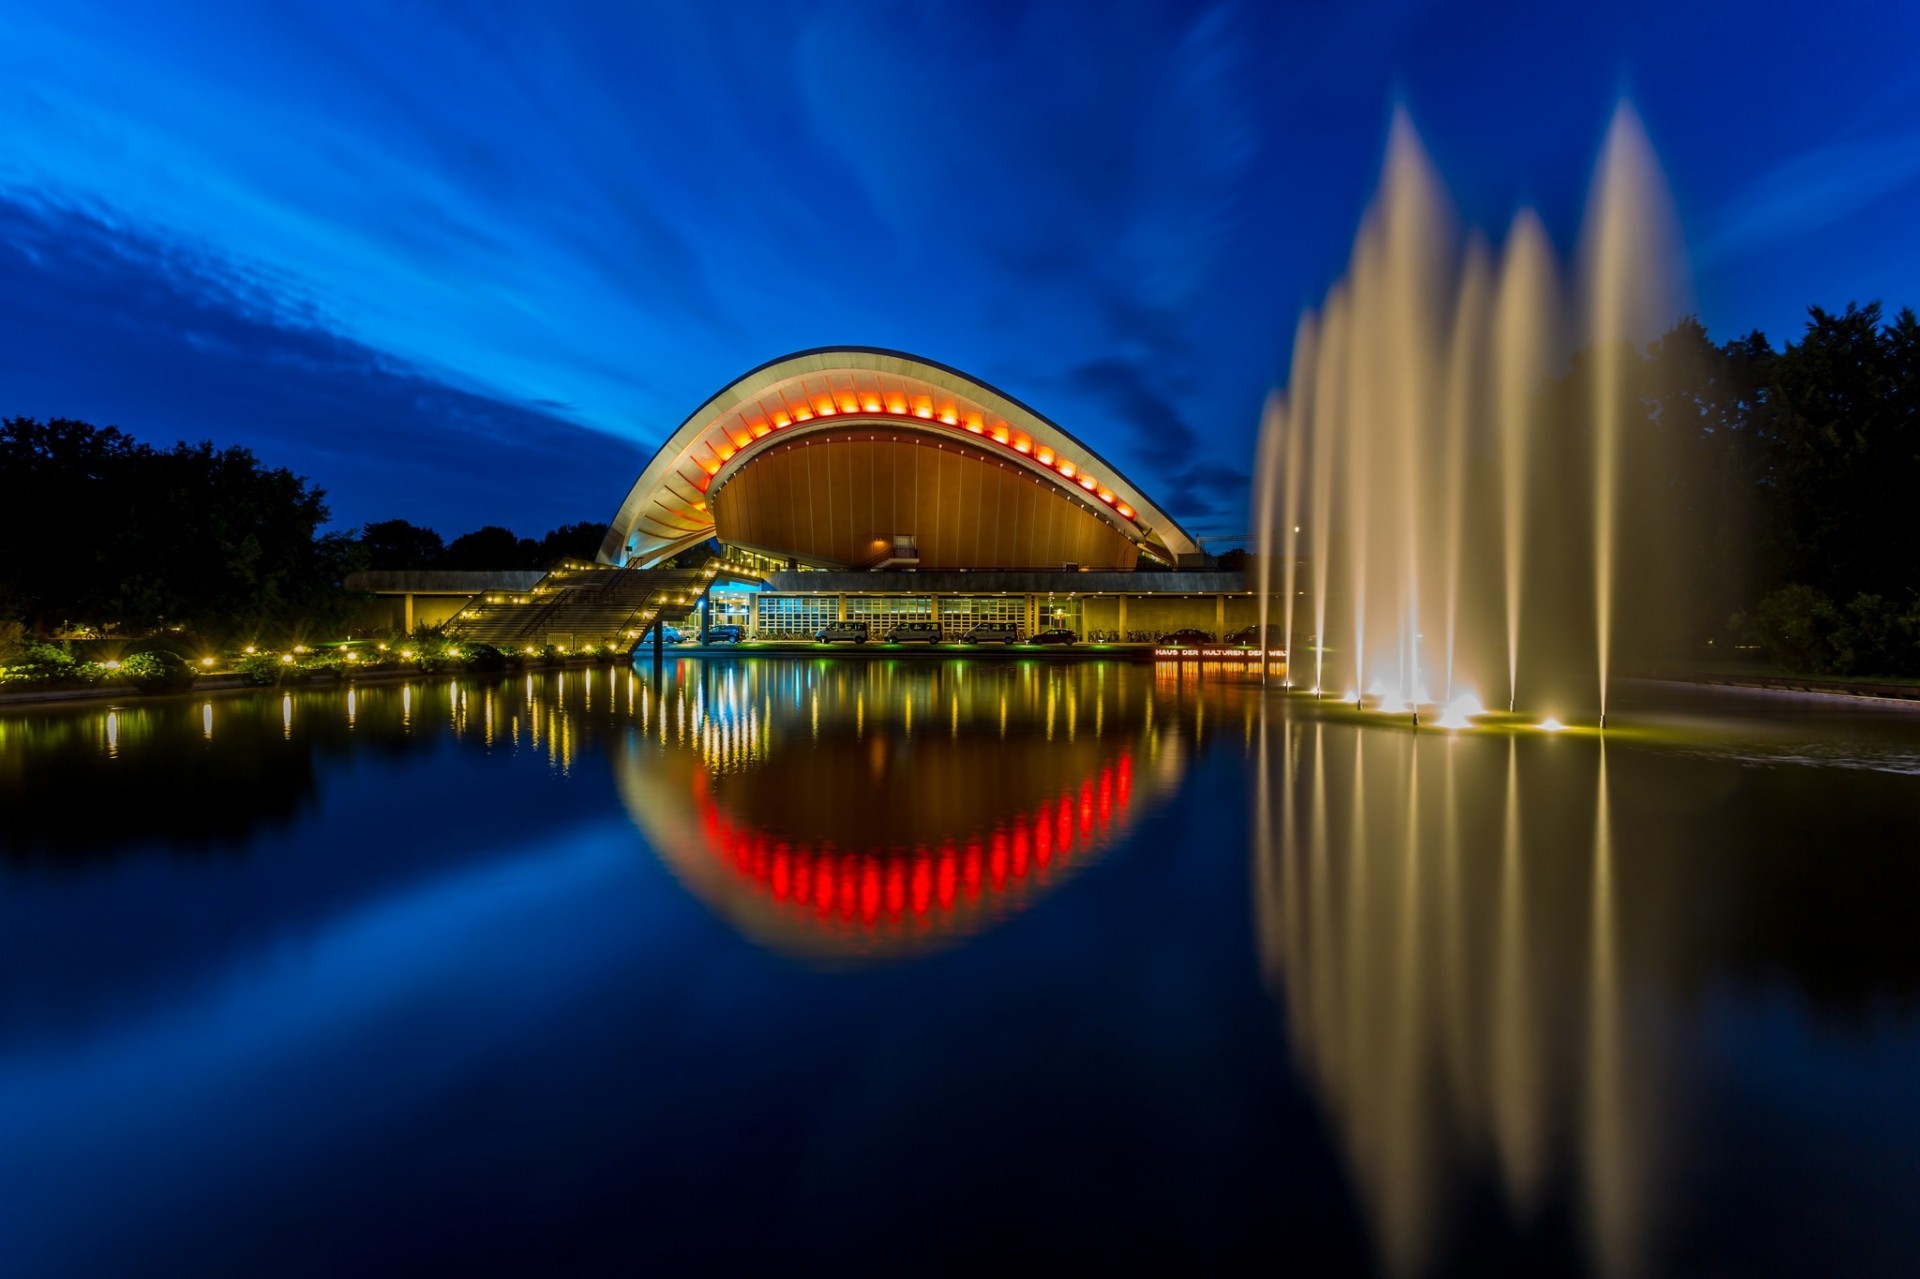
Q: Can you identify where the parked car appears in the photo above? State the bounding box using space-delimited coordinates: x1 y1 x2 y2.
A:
658 624 685 644
961 621 1022 644
703 624 745 644
815 621 869 644
1225 623 1286 648
885 622 943 644
1032 628 1078 645
1158 628 1215 647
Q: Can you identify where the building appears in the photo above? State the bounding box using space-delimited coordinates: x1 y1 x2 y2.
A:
601 348 1260 643
348 348 1264 648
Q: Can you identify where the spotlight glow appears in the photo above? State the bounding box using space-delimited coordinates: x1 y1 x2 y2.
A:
1435 691 1485 729
1538 716 1566 732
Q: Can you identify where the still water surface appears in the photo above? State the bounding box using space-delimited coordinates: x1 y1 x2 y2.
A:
2 662 1917 1276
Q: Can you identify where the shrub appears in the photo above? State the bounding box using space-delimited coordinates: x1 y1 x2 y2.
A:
464 642 507 672
1737 585 1837 673
237 653 294 686
120 650 197 694
1829 594 1920 677
0 620 24 666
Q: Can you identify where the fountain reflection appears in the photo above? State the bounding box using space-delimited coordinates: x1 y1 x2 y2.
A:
613 661 1207 961
1255 707 1668 1278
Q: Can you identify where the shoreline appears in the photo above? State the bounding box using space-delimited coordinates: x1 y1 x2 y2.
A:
0 645 1177 712
1629 674 1920 706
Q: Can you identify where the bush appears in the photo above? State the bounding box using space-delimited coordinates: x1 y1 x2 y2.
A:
1737 585 1837 673
464 642 507 672
1830 594 1920 677
1737 586 1920 677
120 650 197 694
0 620 23 666
237 652 296 686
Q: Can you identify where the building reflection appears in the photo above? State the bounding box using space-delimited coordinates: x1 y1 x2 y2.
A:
1253 713 1667 1279
610 661 1212 961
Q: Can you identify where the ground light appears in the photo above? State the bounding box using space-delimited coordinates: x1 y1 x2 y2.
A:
1538 716 1566 732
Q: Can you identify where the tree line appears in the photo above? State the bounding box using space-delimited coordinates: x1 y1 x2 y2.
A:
6 299 1917 673
0 416 604 643
1616 301 1920 676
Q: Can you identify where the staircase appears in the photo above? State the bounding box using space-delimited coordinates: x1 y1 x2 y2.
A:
444 556 722 653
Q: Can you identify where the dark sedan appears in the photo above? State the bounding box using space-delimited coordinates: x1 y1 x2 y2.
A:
1158 628 1215 647
1032 628 1077 645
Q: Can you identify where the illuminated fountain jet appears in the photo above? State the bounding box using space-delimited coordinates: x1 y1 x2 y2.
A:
1255 104 1682 725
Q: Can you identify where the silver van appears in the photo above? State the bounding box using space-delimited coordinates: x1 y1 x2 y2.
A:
961 621 1022 644
885 622 942 644
814 621 869 644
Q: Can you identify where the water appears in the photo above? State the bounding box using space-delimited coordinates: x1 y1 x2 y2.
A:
1257 105 1682 721
3 664 1919 1276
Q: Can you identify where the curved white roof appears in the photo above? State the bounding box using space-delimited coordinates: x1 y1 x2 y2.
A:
600 348 1201 568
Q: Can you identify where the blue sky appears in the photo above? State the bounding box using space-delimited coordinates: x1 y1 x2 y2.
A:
3 1 1917 539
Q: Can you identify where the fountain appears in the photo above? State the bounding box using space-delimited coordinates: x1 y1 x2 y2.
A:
1256 104 1681 726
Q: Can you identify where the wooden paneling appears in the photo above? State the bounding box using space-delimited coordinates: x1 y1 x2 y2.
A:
710 432 1137 570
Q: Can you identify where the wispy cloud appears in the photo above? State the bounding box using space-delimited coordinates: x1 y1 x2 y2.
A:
0 195 644 534
1701 131 1920 263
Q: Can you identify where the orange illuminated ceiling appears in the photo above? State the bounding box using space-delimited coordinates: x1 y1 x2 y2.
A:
600 350 1200 569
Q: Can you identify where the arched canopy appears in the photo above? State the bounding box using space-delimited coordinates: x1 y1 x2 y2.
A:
600 348 1202 568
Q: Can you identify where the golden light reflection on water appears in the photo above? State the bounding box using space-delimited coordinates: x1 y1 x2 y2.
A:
1255 707 1664 1279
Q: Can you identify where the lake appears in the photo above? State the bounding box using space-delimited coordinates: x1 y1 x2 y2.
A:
2 661 1917 1276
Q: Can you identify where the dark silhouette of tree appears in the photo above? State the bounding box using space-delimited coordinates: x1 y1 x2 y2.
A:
442 525 531 570
537 520 608 563
0 417 355 637
358 519 446 571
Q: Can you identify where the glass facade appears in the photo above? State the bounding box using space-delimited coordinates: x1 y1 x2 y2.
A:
709 590 754 629
939 595 1027 639
757 595 838 638
1034 597 1082 632
846 596 934 631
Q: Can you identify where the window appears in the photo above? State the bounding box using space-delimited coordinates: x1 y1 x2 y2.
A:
709 590 754 629
758 594 838 638
846 596 933 629
940 595 1026 639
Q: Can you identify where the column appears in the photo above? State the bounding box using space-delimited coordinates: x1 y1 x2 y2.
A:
747 593 760 639
404 592 415 633
1116 594 1127 641
1215 594 1226 640
837 593 848 621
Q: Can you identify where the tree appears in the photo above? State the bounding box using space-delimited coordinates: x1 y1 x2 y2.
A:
442 525 529 571
536 521 608 564
0 417 355 638
358 519 446 571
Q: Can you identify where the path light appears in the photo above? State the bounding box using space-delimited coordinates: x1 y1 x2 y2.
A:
400 649 416 659
200 657 215 668
280 654 294 665
344 651 358 662
104 659 121 670
244 645 257 654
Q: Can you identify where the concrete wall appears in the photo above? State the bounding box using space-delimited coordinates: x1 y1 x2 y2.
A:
350 594 473 634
